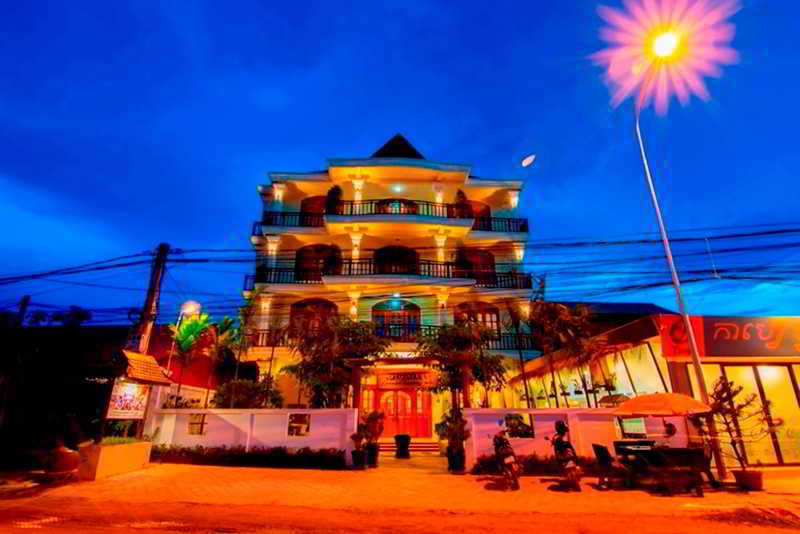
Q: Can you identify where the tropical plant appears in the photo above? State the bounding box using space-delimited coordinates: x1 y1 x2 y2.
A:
204 316 237 409
169 313 211 407
363 411 385 444
285 315 389 408
212 379 283 409
417 321 506 413
704 376 782 471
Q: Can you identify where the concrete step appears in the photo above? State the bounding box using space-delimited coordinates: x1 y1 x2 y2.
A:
378 441 441 452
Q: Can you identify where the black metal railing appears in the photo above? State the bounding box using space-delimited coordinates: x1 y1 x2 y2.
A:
248 325 536 351
254 202 528 233
246 261 532 289
472 217 528 233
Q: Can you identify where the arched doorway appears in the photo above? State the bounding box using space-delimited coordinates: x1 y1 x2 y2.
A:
372 300 421 340
455 248 496 286
374 246 420 275
299 196 326 225
289 298 337 333
365 373 433 438
294 244 342 281
455 302 501 332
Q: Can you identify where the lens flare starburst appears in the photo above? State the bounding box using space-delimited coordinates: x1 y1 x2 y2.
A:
592 0 741 115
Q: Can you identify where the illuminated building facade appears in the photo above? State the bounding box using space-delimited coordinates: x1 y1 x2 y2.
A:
242 135 536 438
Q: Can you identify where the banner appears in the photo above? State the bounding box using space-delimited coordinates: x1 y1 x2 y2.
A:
703 316 800 357
107 380 150 420
377 370 436 389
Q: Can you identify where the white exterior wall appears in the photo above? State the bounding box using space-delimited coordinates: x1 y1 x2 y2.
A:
148 408 358 465
462 408 690 471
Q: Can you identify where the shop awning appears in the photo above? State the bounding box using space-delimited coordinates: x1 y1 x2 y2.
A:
122 350 171 385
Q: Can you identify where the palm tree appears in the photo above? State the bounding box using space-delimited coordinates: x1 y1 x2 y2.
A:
169 313 211 407
203 316 236 409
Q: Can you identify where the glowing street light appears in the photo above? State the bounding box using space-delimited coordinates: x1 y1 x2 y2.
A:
593 0 740 478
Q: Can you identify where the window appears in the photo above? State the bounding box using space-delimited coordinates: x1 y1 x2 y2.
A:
287 413 311 437
188 414 206 435
504 413 534 438
619 417 647 439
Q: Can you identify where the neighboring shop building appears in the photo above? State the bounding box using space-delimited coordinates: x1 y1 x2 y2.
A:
511 314 800 466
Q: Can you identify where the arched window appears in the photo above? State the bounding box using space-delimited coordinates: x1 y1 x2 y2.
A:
373 246 420 275
455 302 501 332
455 248 496 285
372 300 421 340
294 244 342 281
289 298 337 333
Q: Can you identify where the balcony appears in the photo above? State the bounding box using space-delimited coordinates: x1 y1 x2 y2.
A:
245 260 533 289
252 201 528 234
248 325 536 351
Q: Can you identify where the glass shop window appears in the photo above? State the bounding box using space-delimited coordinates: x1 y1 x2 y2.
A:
287 413 312 437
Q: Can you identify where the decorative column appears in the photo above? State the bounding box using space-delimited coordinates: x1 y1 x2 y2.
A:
432 180 444 204
347 291 361 320
513 242 525 264
256 294 273 330
351 178 365 203
434 233 447 264
436 292 449 325
265 235 280 268
348 229 364 261
508 189 520 210
351 366 363 412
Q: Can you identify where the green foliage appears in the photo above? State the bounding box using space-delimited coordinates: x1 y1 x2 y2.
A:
350 423 368 451
101 436 146 445
417 322 507 401
150 445 346 470
436 409 470 455
286 315 390 408
212 379 284 409
170 313 212 355
363 411 385 444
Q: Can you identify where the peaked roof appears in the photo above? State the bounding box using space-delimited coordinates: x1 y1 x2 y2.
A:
371 134 425 159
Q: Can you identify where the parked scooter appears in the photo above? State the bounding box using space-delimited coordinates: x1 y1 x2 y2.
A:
546 420 582 491
491 427 521 490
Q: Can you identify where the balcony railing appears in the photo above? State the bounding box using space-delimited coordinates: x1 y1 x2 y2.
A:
248 325 536 351
253 202 528 233
246 261 532 289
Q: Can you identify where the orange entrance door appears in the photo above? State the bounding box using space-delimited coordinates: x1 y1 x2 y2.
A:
376 389 432 438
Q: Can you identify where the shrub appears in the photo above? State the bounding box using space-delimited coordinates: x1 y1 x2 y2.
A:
150 444 346 470
212 379 284 409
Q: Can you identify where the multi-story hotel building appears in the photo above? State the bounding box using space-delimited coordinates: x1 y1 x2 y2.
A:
242 135 538 439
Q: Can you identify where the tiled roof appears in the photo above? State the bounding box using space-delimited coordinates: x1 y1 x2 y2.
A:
122 350 171 385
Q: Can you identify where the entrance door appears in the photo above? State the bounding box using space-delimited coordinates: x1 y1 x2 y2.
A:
375 389 432 438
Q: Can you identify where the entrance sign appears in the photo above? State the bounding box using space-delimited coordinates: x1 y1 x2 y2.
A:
377 371 435 389
107 380 150 420
703 316 800 357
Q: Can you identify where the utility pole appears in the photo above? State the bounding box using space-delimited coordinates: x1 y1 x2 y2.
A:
16 295 30 328
137 243 170 354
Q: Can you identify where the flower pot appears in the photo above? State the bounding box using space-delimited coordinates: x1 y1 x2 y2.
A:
394 434 411 459
365 443 379 468
732 469 764 491
447 449 465 473
351 450 366 470
438 440 448 457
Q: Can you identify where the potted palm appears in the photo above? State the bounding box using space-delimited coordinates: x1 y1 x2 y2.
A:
363 411 384 468
707 376 782 491
349 424 367 470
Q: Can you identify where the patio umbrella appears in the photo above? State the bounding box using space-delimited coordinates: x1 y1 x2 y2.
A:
596 394 630 408
613 393 710 417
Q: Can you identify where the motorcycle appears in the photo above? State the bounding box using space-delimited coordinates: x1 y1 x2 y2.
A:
491 428 521 490
546 420 582 491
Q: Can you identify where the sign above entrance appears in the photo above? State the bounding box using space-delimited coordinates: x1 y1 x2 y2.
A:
377 370 436 389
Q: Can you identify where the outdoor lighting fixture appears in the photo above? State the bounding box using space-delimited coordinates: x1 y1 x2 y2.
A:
393 292 400 298
520 154 536 168
180 300 202 317
508 190 520 209
594 0 740 478
391 184 405 193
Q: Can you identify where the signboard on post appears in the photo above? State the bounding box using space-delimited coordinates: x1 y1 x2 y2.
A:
107 379 150 420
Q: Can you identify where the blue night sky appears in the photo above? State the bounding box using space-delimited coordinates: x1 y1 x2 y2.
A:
0 0 797 322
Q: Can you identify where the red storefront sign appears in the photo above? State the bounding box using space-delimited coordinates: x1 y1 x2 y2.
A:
659 314 800 358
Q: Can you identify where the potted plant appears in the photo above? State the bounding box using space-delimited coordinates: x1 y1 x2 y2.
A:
572 379 583 396
349 424 367 470
363 411 384 468
394 434 411 459
434 416 449 456
707 376 782 491
443 411 470 473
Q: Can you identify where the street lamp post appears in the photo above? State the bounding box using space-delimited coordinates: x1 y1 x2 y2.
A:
593 0 741 479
